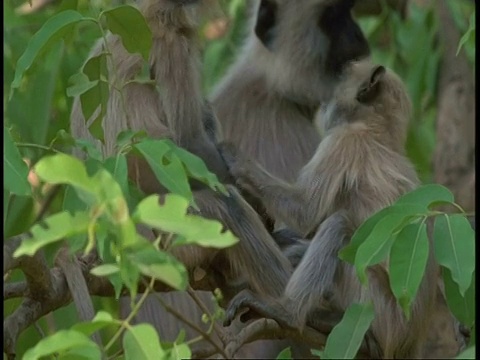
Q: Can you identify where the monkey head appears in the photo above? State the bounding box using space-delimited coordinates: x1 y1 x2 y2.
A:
248 0 370 106
318 60 412 151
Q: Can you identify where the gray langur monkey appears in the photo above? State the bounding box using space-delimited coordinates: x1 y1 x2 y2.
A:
69 0 293 352
221 61 438 359
211 0 371 186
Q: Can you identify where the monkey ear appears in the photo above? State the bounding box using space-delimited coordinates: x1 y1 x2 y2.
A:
356 65 386 103
255 0 278 49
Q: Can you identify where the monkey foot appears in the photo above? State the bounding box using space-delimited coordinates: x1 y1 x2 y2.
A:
223 290 295 330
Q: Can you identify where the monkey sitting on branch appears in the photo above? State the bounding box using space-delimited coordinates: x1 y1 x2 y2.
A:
220 60 438 359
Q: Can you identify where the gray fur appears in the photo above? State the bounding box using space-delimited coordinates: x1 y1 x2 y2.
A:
228 60 438 358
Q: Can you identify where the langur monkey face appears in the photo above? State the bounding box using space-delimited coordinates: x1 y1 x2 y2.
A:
253 0 371 105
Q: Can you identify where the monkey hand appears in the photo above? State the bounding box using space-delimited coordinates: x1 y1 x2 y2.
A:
223 289 295 330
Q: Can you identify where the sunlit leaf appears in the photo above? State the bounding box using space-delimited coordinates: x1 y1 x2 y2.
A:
14 211 90 257
443 269 475 327
23 330 100 360
133 194 238 249
123 324 166 360
72 311 119 336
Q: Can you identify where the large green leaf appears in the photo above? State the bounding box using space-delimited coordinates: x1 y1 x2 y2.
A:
395 184 454 209
102 5 152 61
433 215 475 295
34 153 93 194
321 303 375 359
340 204 425 264
389 222 429 318
4 128 31 196
134 140 193 202
13 211 90 257
123 324 166 360
133 194 238 249
126 243 188 290
443 269 475 327
11 10 88 94
22 330 100 360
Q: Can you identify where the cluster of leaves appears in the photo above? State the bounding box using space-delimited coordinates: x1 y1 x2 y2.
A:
316 184 475 359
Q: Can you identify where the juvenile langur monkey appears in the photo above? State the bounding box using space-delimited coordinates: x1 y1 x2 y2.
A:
69 0 292 348
222 61 438 359
211 0 371 186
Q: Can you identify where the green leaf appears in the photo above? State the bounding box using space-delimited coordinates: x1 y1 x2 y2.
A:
395 184 454 209
127 243 188 290
72 311 119 336
11 10 87 94
22 330 100 360
83 53 108 82
167 140 227 195
14 211 90 257
167 342 191 360
67 73 98 98
340 204 425 264
276 347 292 360
457 12 475 56
91 264 120 277
123 324 166 360
322 303 375 359
134 140 193 203
433 215 475 295
389 222 429 318
34 153 93 194
456 346 476 359
133 194 238 249
102 5 152 61
4 128 31 196
443 269 475 327
352 209 424 284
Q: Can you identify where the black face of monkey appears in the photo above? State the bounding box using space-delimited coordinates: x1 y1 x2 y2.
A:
319 0 370 75
255 0 370 76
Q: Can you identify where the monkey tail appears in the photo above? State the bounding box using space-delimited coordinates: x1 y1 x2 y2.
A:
283 211 350 328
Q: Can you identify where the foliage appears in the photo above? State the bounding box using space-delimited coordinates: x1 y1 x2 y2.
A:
3 0 475 359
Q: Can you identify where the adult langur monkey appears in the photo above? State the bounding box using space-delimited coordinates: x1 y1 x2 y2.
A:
69 0 298 356
221 60 438 359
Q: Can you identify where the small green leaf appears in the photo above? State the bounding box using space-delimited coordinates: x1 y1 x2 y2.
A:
134 140 193 202
127 244 188 290
83 53 108 82
123 324 166 360
14 211 90 257
276 347 292 360
72 311 119 336
67 73 98 98
167 140 227 195
34 153 93 194
456 346 475 359
102 5 152 61
353 209 423 284
11 10 87 93
167 342 191 360
23 330 100 360
443 269 475 327
4 128 31 196
340 204 425 264
433 215 475 295
133 194 238 249
91 264 120 277
389 222 429 318
322 303 375 359
395 184 454 209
